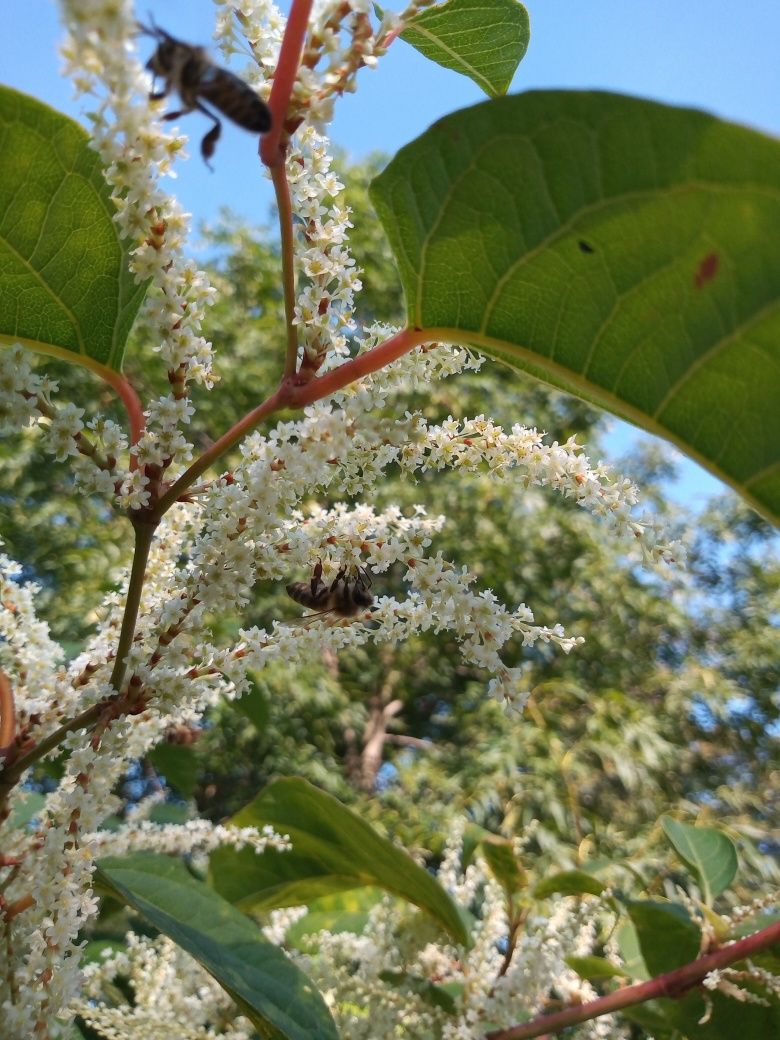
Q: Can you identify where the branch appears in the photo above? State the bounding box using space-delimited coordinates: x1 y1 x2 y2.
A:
271 161 300 377
108 517 158 691
486 920 780 1040
0 670 14 762
98 368 145 456
288 325 431 406
0 700 104 808
261 0 314 167
150 385 286 518
384 734 433 751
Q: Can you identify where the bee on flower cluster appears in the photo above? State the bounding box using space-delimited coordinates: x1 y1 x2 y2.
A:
287 561 374 622
139 19 272 165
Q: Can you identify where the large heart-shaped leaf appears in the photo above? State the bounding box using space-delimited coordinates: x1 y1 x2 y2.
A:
370 91 780 525
0 87 147 374
661 816 738 905
95 854 338 1040
402 0 530 97
210 777 469 945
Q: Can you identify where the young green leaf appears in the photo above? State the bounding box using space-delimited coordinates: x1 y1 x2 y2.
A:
533 869 605 899
661 816 738 905
0 87 147 374
401 0 530 97
479 835 527 897
565 955 629 981
210 777 470 946
95 854 339 1040
370 91 780 526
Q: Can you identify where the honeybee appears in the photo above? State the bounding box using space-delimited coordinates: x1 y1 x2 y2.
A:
287 562 374 622
139 20 271 166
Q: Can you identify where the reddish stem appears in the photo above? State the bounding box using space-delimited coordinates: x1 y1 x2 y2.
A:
2 892 35 922
151 385 287 518
288 326 430 406
0 670 14 762
261 0 314 167
486 920 780 1040
152 327 429 517
270 161 300 377
98 369 145 457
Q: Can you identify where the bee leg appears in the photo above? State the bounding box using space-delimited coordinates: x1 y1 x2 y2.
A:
329 567 347 593
191 101 222 168
311 560 324 597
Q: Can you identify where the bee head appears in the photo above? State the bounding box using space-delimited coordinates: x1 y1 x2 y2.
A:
137 18 178 73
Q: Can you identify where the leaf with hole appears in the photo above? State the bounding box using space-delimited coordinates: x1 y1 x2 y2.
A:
371 91 780 525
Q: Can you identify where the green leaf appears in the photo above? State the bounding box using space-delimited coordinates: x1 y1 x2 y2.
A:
210 777 470 946
148 743 199 798
285 888 386 949
533 869 604 899
379 970 458 1014
7 791 45 830
0 87 147 374
616 918 649 980
479 835 527 896
565 955 629 981
234 679 270 733
149 803 192 825
81 939 126 965
401 0 530 97
661 816 738 904
627 900 700 976
95 853 339 1040
370 91 780 525
667 988 780 1040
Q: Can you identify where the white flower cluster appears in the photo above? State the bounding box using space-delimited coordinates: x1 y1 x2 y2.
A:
0 346 127 500
212 0 285 92
0 551 77 747
213 0 416 128
59 0 217 495
297 0 389 126
74 933 255 1039
85 819 290 859
66 825 622 1040
301 833 619 1040
289 126 363 369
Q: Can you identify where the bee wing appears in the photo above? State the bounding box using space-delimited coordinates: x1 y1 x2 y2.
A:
282 608 340 629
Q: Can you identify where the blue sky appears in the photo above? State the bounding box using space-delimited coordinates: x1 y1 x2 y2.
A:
3 1 780 508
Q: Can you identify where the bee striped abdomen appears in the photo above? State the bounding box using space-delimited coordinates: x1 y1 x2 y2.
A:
199 68 271 133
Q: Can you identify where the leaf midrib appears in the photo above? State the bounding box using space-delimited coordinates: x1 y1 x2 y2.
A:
404 20 496 95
